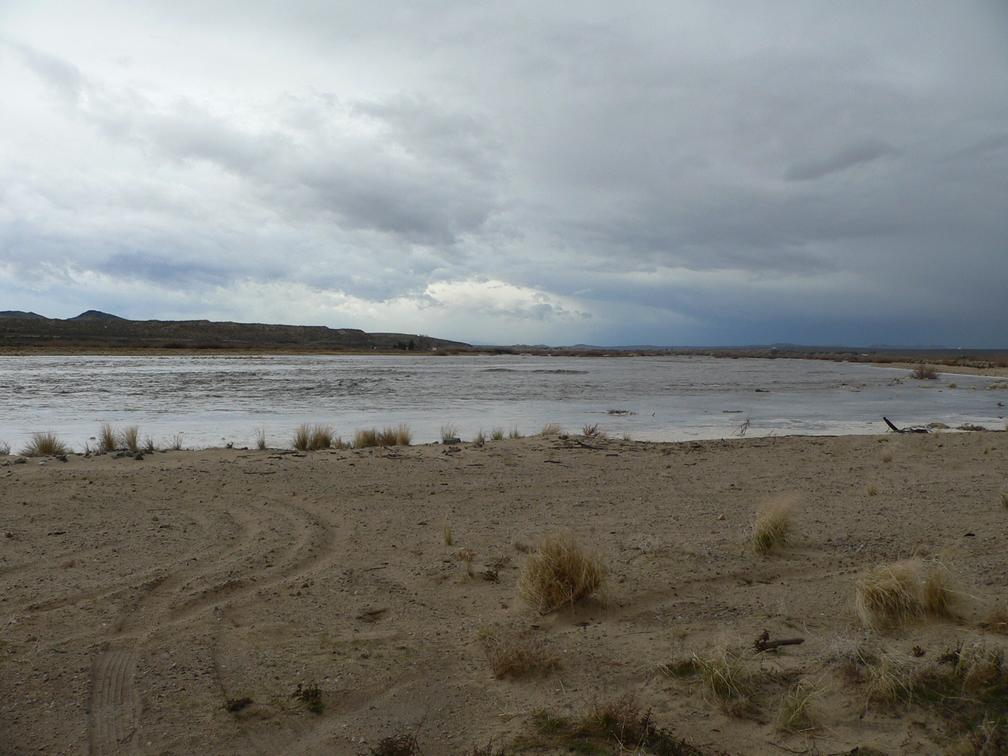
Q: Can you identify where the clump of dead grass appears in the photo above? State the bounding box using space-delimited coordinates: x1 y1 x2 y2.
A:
368 732 420 755
379 424 412 446
513 695 702 755
21 431 69 457
855 559 959 632
293 424 333 451
517 533 605 613
120 425 140 453
752 500 792 554
775 680 819 733
472 429 486 446
540 423 562 436
440 424 459 443
508 426 522 439
98 423 118 453
353 428 379 448
490 427 504 441
255 428 267 450
479 628 560 679
692 648 756 712
0 440 9 456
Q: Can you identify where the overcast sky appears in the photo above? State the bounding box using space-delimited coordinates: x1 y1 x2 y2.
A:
2 2 1006 346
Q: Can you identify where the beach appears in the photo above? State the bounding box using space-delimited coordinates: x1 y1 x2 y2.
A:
1 431 1006 754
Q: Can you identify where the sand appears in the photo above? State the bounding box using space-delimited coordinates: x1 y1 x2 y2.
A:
1 431 1006 755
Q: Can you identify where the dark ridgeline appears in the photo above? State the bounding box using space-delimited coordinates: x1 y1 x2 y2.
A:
0 310 471 352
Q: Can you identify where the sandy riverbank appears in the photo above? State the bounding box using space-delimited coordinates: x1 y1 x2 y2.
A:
1 432 1006 754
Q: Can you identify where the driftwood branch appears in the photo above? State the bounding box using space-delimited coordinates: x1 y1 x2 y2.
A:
883 416 929 434
754 630 805 653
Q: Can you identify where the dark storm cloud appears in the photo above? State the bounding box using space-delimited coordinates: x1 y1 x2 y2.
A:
1 1 1006 345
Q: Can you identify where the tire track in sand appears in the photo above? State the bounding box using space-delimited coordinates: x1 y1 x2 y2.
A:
86 497 334 754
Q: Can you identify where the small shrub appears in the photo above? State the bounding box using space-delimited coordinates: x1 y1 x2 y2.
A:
353 428 380 448
0 440 9 456
292 682 323 714
911 364 939 380
440 424 459 443
518 533 605 613
582 423 601 438
490 427 504 441
480 629 560 679
473 429 486 446
508 426 522 439
540 423 562 436
255 428 267 450
168 433 183 451
752 500 792 554
855 560 958 632
775 681 818 733
369 732 420 756
120 425 140 453
378 424 411 446
98 423 117 453
692 648 754 710
142 437 156 454
309 425 333 450
21 432 68 457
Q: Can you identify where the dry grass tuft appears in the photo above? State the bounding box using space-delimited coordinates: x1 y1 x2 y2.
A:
440 424 459 443
508 426 522 439
864 652 914 708
472 429 486 446
479 629 560 679
540 423 562 436
255 428 267 450
98 423 118 453
1000 491 1008 510
692 648 755 711
142 436 156 454
490 427 504 441
0 440 9 456
368 732 420 756
380 423 412 446
168 432 183 451
120 425 140 453
443 525 453 546
353 428 380 448
293 424 333 450
517 533 605 613
867 484 879 496
456 548 476 578
582 423 605 438
515 695 702 755
752 500 792 554
911 363 939 379
21 431 69 457
775 680 819 733
855 559 959 631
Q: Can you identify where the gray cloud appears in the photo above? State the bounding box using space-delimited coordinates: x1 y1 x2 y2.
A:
1 1 1006 345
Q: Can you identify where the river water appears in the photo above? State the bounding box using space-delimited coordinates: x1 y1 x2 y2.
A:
0 354 1004 450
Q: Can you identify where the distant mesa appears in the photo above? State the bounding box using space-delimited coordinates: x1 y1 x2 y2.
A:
68 310 126 321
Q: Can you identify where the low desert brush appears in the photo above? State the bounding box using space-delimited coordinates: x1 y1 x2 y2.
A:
752 500 792 554
479 629 560 679
692 648 754 710
508 426 522 439
775 680 819 733
294 424 333 451
518 533 605 613
353 428 379 448
440 423 459 443
21 431 68 457
120 425 140 453
255 428 267 450
582 423 603 438
97 423 117 453
0 440 9 456
142 436 156 454
490 427 504 441
378 424 412 446
855 559 959 631
369 732 421 756
911 363 939 380
540 423 562 436
168 433 183 451
863 651 914 708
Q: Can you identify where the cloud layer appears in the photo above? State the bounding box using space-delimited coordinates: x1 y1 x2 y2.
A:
2 1 1006 345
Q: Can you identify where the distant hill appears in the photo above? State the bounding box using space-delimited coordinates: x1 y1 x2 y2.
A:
0 311 471 352
0 310 46 319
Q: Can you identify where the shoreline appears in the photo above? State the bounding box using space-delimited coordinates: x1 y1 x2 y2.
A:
2 432 1007 753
